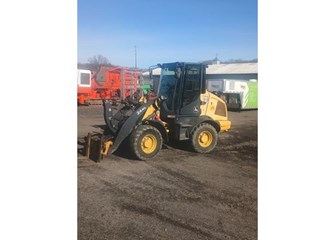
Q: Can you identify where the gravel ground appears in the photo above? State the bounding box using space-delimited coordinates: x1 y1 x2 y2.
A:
78 105 257 240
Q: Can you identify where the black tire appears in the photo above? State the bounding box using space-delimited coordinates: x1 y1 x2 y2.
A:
190 123 218 153
130 125 162 161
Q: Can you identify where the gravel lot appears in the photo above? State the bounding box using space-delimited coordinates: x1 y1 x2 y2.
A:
78 105 257 240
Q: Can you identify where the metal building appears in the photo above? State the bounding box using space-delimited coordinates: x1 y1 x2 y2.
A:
206 62 257 92
207 63 257 80
143 62 257 93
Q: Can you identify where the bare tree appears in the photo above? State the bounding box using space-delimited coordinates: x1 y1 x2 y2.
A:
87 55 111 71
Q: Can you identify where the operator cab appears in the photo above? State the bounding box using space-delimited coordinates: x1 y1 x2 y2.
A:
154 62 207 120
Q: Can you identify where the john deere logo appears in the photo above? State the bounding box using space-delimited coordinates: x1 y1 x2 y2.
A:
136 107 146 116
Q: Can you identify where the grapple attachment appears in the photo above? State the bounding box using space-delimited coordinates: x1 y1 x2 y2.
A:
83 98 156 162
84 133 113 162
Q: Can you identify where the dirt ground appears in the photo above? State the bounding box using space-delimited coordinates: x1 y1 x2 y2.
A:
77 105 257 240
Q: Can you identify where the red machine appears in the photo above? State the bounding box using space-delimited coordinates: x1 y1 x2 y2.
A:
77 66 140 105
77 69 92 105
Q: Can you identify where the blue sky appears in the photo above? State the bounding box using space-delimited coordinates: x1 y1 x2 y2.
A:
78 0 257 69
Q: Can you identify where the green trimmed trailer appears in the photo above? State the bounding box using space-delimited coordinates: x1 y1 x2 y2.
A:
208 79 258 111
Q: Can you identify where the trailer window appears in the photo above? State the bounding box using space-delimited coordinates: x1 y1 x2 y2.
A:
80 73 90 85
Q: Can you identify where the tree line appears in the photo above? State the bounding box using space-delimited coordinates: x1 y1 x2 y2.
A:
78 55 258 71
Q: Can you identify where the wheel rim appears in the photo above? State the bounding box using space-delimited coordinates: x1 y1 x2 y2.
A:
198 131 213 147
141 134 157 154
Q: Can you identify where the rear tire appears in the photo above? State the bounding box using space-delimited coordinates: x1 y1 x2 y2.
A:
190 123 218 153
130 125 162 161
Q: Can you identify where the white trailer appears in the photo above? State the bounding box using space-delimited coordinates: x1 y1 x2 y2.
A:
207 79 258 110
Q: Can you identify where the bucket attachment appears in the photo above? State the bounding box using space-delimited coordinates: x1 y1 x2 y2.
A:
84 133 113 162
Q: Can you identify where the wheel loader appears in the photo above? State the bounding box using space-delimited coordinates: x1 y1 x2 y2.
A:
84 62 231 161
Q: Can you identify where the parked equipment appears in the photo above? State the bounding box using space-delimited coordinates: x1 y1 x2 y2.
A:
77 69 92 105
77 66 140 105
84 62 231 161
208 79 258 111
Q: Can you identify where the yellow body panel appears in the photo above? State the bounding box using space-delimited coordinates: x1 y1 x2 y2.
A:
200 90 231 132
142 104 156 120
140 91 231 136
218 120 231 131
141 100 169 133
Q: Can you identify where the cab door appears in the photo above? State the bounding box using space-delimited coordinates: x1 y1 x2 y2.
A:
178 65 202 116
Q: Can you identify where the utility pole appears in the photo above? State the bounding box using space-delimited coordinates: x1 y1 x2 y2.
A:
134 45 137 69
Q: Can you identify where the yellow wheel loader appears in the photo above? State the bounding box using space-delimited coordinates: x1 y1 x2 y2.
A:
84 62 231 161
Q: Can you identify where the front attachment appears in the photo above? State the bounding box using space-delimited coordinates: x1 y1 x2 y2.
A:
84 133 113 162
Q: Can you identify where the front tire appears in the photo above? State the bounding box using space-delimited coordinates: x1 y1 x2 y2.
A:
190 123 218 153
130 125 162 161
